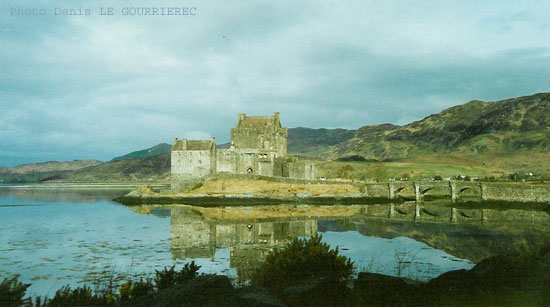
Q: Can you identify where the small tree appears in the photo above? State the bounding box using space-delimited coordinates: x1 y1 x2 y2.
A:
251 235 354 294
337 165 355 179
0 275 30 307
370 162 388 182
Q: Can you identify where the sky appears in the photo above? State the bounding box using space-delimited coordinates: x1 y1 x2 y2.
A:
2 0 550 166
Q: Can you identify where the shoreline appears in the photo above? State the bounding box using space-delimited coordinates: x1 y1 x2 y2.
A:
113 194 403 206
0 182 169 189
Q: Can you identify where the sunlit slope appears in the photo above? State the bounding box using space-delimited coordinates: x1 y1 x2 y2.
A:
327 92 550 170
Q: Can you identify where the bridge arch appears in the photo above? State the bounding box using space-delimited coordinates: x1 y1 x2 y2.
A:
459 187 471 193
421 186 450 197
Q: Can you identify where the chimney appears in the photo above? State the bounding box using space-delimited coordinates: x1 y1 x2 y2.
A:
274 112 280 126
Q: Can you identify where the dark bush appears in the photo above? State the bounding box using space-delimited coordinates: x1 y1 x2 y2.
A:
0 275 30 307
118 278 154 302
336 155 366 162
337 165 355 179
154 261 201 291
251 235 354 294
43 285 108 306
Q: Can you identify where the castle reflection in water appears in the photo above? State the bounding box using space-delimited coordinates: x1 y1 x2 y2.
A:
136 202 550 281
170 206 317 280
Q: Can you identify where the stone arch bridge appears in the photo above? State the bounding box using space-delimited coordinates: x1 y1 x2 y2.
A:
360 181 550 203
387 181 480 203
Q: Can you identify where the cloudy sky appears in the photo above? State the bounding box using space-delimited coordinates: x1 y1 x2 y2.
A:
2 0 550 166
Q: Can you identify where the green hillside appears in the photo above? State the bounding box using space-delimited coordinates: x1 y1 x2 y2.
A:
287 127 356 156
67 153 170 182
326 92 550 171
111 143 172 161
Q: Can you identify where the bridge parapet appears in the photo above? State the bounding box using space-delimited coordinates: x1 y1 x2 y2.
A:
362 181 550 204
480 182 550 203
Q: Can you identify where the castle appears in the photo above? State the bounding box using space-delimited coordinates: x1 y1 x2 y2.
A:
171 112 317 191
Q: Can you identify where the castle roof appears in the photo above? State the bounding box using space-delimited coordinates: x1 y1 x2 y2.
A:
236 113 281 129
186 140 213 150
172 138 215 151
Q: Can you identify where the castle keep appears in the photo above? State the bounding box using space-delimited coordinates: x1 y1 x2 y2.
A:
171 112 317 191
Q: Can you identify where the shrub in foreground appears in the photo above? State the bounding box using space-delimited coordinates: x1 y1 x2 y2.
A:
38 285 109 307
251 235 354 293
154 261 201 291
0 275 30 307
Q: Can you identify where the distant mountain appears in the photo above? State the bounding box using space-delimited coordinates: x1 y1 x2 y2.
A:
287 127 356 156
0 160 102 183
327 92 550 166
68 153 170 182
111 143 172 161
4 160 102 174
0 143 173 183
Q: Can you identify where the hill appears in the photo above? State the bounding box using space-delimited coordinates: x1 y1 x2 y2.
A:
287 127 356 156
67 153 170 182
0 160 102 183
327 92 550 171
111 143 172 161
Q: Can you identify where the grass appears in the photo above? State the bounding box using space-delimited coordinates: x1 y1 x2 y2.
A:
313 157 502 181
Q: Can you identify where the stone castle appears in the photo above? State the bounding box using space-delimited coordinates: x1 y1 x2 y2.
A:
171 112 317 191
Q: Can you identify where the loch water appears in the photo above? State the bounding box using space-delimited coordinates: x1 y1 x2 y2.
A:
1 186 549 298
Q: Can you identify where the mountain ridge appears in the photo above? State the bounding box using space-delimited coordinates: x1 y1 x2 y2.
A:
328 92 550 165
111 143 172 161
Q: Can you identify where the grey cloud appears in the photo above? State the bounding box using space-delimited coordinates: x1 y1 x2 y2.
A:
2 0 550 165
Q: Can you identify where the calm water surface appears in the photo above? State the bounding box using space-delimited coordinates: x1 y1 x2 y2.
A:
1 187 548 297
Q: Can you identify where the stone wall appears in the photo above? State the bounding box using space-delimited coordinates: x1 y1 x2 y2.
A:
365 183 392 198
481 183 550 203
171 113 317 190
171 149 216 192
171 150 215 178
231 127 287 156
216 149 236 173
288 161 317 180
235 151 256 175
230 112 288 157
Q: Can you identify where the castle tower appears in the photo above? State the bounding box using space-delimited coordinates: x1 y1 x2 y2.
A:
230 112 287 157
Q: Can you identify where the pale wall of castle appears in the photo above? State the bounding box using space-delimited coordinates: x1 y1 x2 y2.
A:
171 113 317 191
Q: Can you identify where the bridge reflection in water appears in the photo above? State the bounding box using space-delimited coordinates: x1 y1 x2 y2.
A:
133 202 550 281
382 180 550 203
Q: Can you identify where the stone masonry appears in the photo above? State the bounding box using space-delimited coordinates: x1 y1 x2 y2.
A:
171 112 317 191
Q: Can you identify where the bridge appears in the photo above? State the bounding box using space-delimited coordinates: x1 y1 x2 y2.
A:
362 181 550 204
